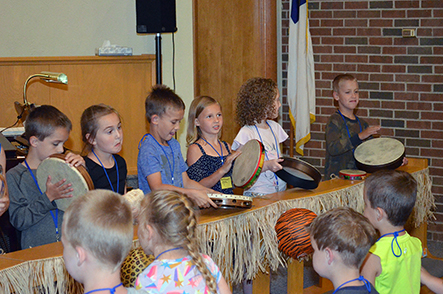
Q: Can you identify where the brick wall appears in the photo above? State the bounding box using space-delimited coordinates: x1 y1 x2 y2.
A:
280 0 443 241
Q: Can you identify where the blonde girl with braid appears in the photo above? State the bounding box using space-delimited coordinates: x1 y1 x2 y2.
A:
135 190 231 294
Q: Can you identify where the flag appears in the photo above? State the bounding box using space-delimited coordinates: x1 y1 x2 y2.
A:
287 0 316 156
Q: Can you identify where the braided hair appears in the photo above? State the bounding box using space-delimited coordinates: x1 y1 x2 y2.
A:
138 190 217 293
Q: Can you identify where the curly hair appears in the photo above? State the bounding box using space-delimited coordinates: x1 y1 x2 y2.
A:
236 77 278 126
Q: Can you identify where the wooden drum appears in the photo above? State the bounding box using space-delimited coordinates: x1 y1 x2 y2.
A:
354 137 405 173
276 157 322 190
232 140 265 189
36 154 94 211
339 169 367 181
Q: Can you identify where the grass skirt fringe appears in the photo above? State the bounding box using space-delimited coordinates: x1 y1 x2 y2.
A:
0 169 435 290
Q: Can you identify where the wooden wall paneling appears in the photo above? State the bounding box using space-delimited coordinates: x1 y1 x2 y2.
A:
0 56 156 175
193 0 277 144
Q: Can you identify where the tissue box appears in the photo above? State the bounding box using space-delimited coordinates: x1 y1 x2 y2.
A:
95 46 133 56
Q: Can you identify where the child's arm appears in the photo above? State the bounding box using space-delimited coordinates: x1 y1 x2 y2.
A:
360 252 382 286
262 158 284 173
187 144 241 189
421 266 443 294
358 125 381 140
218 275 232 294
182 173 218 208
146 172 217 208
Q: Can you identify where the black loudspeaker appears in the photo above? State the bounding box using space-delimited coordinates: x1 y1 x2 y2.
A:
136 0 177 34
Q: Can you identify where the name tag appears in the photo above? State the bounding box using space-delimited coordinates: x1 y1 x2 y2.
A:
220 176 233 189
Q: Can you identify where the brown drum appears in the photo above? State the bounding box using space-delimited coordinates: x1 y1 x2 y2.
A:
207 193 252 209
36 154 94 211
232 140 265 189
354 137 405 173
276 157 322 190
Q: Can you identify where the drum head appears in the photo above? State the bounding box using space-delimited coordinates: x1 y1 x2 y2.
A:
276 157 321 190
36 154 93 211
232 140 264 188
354 138 405 173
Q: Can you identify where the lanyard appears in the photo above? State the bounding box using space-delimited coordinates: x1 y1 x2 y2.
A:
377 229 406 257
24 160 59 241
333 276 371 294
254 121 280 190
155 247 183 260
91 149 119 193
84 283 122 294
147 134 175 185
201 137 224 163
337 110 362 151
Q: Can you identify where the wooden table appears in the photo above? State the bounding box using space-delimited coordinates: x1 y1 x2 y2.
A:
0 158 434 294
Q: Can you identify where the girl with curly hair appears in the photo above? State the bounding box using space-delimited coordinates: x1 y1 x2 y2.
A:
232 77 288 197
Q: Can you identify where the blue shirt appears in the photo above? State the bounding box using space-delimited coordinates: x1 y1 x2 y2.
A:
137 135 188 194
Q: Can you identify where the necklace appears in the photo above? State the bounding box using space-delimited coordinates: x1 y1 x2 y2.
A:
337 110 362 153
92 149 119 193
84 283 122 294
155 247 183 260
377 229 406 257
148 134 175 184
24 159 59 241
332 276 371 294
201 137 224 163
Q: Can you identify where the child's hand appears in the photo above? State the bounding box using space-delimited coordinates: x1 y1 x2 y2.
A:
64 152 85 168
186 189 218 209
263 158 284 173
358 125 381 140
402 157 408 166
220 150 242 173
45 175 73 202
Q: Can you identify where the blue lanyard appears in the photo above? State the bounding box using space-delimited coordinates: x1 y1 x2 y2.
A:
337 110 362 151
377 229 406 257
84 283 122 294
155 247 183 260
333 276 371 294
254 121 280 190
24 160 59 241
91 149 119 193
147 134 175 185
201 137 224 163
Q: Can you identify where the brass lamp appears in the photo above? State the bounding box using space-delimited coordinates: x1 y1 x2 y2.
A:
15 72 68 122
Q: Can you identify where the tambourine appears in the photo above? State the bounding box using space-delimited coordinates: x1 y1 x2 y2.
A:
208 193 252 209
354 137 405 173
36 154 94 211
339 169 367 181
275 157 321 190
232 140 265 189
275 208 317 259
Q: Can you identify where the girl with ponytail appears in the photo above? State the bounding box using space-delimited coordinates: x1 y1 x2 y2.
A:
135 190 231 294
